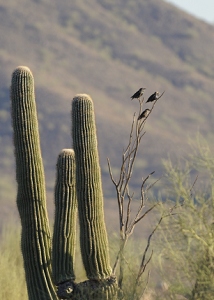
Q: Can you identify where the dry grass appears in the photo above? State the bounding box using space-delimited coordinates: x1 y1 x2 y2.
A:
0 224 28 299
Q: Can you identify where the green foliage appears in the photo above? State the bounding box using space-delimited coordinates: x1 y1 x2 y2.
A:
156 135 214 299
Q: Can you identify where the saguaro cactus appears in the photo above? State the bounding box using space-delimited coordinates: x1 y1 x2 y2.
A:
11 66 57 299
52 149 77 286
72 94 112 280
10 67 118 299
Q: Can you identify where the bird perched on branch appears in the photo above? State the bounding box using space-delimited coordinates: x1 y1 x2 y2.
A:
146 91 159 103
130 87 146 100
138 109 150 120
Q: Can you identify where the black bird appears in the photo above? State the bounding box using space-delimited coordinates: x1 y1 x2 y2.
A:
131 87 146 100
146 91 159 103
138 109 150 120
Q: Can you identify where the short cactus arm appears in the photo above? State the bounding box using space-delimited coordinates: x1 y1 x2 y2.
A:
52 149 77 286
11 66 57 300
72 94 112 280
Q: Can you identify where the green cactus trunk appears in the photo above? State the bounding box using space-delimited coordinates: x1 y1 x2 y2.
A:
72 94 112 280
11 66 57 300
52 149 77 285
10 66 118 300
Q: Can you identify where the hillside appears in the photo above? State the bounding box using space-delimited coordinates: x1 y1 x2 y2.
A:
1 0 214 224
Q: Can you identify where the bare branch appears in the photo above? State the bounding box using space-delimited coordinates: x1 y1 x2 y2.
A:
107 157 125 233
125 188 133 232
137 214 163 277
112 238 128 275
133 203 159 226
145 176 163 193
190 174 198 197
107 157 117 186
142 171 155 188
157 90 165 100
112 252 120 275
123 113 136 155
117 153 126 189
137 250 153 281
108 91 166 292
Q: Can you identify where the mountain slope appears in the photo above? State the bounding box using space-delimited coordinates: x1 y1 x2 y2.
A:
1 0 214 220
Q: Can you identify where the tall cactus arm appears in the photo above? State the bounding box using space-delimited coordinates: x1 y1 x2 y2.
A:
72 94 112 280
11 66 57 300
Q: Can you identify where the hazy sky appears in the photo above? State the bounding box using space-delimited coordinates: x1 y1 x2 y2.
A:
164 0 214 24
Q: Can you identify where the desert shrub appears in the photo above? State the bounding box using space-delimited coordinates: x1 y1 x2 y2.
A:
156 134 214 299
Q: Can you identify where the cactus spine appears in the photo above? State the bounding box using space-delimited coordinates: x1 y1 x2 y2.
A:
11 66 57 299
52 149 77 286
72 94 112 280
